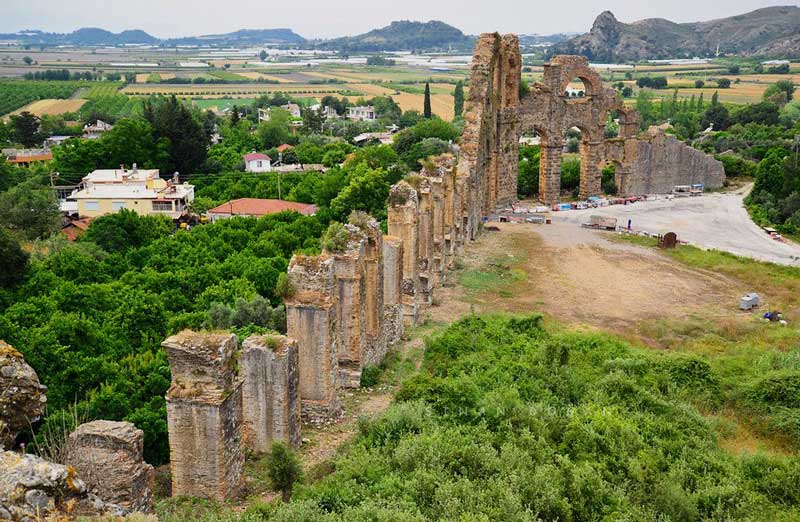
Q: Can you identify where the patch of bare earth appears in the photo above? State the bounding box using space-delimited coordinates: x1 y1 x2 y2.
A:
433 222 749 344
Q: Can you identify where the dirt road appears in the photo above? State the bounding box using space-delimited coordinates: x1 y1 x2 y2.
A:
553 187 800 266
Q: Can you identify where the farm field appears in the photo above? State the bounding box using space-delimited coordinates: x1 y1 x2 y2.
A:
0 80 84 116
192 97 255 111
6 98 86 118
121 82 358 97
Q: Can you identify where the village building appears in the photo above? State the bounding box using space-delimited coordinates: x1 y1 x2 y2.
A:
2 148 53 166
83 119 114 139
67 166 194 218
244 152 272 172
206 198 317 221
347 106 377 121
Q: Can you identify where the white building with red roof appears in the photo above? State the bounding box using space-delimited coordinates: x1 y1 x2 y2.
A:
243 152 272 173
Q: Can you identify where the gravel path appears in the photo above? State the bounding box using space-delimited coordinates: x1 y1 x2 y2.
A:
554 187 800 266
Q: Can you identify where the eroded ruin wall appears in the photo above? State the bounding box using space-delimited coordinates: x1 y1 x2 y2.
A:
615 128 726 195
241 335 301 452
163 331 245 501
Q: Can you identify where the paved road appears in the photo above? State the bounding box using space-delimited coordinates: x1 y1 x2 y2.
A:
552 188 800 266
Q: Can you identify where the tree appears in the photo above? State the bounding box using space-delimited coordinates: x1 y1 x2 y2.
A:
717 78 731 89
22 56 33 65
695 80 705 88
753 149 787 198
230 106 240 126
257 108 291 150
701 104 730 132
423 82 432 119
728 65 740 75
453 81 465 119
259 50 267 61
102 119 170 172
266 441 303 502
0 226 28 288
763 80 795 104
10 112 41 148
82 209 172 254
711 91 719 107
621 86 633 98
0 177 61 240
144 95 207 176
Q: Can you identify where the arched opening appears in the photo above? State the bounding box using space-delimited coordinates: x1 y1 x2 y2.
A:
560 127 582 199
563 77 589 99
517 130 541 200
601 160 622 196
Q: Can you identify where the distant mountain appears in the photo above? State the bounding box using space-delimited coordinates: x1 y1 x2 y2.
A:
165 29 306 47
549 6 800 62
320 20 474 52
0 28 159 46
0 27 305 47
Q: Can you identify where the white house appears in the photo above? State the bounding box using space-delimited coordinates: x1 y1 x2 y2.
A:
244 152 272 172
348 106 377 121
83 120 114 139
282 103 302 118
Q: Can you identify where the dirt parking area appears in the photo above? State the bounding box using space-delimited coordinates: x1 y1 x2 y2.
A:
432 222 748 340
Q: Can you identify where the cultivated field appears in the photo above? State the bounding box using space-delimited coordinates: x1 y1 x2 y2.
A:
6 98 86 117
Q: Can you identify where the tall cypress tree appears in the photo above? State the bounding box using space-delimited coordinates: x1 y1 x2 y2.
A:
423 82 432 119
453 81 464 119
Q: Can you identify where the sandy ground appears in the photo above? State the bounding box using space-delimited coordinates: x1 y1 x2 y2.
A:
554 186 800 266
432 222 746 338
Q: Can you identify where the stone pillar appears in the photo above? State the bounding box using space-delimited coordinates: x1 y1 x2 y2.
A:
241 334 301 452
429 174 446 286
163 331 244 501
496 34 522 208
417 178 434 312
355 217 386 367
442 165 456 270
579 140 603 199
382 235 404 346
285 254 341 421
328 226 368 388
387 182 420 326
539 140 563 205
67 420 154 513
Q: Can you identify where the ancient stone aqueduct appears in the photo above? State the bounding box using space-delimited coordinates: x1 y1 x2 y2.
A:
1 35 725 513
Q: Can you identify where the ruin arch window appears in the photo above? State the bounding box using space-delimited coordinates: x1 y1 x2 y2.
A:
564 77 589 98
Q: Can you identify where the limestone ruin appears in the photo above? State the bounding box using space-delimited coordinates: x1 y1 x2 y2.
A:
67 420 154 513
149 35 727 503
470 34 724 206
0 341 47 450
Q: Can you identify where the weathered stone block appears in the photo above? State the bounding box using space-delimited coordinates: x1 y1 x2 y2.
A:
162 331 237 396
0 341 47 450
382 236 404 347
67 420 154 512
241 335 301 452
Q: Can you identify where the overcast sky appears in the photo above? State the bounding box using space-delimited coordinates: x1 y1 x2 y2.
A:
2 0 796 39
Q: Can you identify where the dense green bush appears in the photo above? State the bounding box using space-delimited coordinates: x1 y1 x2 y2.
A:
261 315 800 521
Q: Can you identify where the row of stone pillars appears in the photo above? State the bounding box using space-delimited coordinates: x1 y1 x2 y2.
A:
160 154 479 501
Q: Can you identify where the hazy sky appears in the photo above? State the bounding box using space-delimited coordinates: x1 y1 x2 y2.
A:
2 0 796 39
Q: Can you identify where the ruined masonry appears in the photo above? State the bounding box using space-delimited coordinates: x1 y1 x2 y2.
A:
67 420 154 513
163 331 245 501
157 35 725 502
473 35 724 206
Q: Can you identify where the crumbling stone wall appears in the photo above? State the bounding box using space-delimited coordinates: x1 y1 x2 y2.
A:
382 235 404 346
609 127 726 195
469 35 724 206
285 254 342 420
0 341 47 450
67 420 154 512
163 331 244 501
241 335 301 452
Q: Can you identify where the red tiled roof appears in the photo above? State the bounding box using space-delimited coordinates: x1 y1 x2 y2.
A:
208 198 317 217
276 144 294 152
7 152 53 163
61 218 93 241
243 152 271 162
